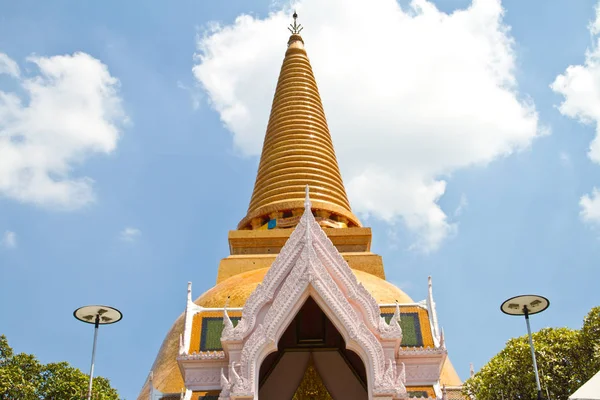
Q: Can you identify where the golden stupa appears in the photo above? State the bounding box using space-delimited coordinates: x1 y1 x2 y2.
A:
138 20 462 399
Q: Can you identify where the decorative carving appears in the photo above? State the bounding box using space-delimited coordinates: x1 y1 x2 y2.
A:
404 363 444 382
233 202 400 399
222 230 305 341
218 368 231 400
187 370 221 384
397 362 406 388
222 298 235 340
308 208 403 342
292 355 333 400
230 361 252 396
184 191 420 399
397 346 447 356
373 358 408 398
178 351 225 360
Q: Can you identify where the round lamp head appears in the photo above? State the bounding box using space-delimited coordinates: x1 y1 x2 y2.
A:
74 305 122 325
501 295 549 316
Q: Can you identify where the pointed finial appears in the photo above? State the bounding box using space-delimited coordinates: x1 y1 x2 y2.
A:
179 334 185 355
222 296 234 335
288 11 304 34
470 362 475 378
442 385 448 400
427 275 440 341
440 327 446 349
304 185 311 210
187 281 192 302
394 300 401 322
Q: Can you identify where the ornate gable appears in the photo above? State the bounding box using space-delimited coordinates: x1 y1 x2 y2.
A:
218 187 407 400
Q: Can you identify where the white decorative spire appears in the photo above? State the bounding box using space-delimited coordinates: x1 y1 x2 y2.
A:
470 362 475 378
230 361 241 386
149 370 163 400
389 300 402 330
182 281 202 356
222 296 234 337
304 184 311 210
427 276 441 344
178 334 185 355
397 362 406 386
220 367 231 398
442 385 448 400
303 185 313 247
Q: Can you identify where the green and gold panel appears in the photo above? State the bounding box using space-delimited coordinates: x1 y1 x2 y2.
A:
200 317 241 351
407 386 436 398
380 306 434 348
189 311 242 353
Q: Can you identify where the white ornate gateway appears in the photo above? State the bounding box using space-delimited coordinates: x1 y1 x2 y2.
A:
171 187 450 400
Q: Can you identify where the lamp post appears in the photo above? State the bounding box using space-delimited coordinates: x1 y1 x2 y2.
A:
501 295 550 400
74 305 122 400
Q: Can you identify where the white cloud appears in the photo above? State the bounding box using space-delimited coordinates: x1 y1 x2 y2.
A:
551 2 600 226
119 227 141 242
0 52 126 209
1 231 16 248
580 188 600 225
0 53 20 77
193 0 540 251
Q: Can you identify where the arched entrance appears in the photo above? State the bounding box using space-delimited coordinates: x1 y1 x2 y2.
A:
258 297 368 399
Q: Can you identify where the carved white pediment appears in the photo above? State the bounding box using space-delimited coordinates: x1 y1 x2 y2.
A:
222 189 402 346
221 187 406 399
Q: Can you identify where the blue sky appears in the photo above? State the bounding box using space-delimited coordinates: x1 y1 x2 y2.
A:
1 0 599 398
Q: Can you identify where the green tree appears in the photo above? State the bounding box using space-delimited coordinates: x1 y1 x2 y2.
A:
579 306 600 381
464 306 600 400
0 335 120 400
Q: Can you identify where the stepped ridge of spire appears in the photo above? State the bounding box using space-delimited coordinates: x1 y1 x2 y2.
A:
238 19 361 230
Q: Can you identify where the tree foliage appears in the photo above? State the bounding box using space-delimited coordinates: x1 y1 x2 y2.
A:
464 306 600 400
0 335 120 400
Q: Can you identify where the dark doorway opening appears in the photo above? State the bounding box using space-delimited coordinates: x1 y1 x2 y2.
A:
258 297 368 399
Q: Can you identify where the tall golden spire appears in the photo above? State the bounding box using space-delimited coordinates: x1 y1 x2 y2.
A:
238 14 361 230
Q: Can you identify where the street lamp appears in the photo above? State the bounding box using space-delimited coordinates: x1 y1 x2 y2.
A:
74 305 122 400
501 294 550 400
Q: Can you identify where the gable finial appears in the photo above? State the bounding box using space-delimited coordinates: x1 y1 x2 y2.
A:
304 185 311 210
427 276 441 342
288 11 303 35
